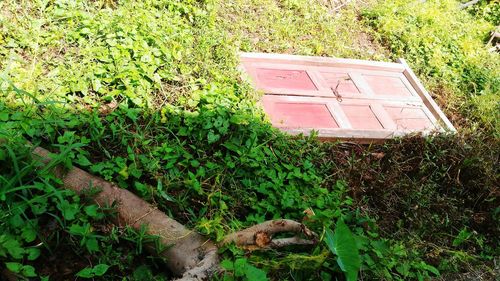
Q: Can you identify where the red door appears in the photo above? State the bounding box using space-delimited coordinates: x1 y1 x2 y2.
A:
240 52 455 141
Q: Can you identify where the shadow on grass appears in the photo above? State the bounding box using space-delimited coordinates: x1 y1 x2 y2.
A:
1 85 499 279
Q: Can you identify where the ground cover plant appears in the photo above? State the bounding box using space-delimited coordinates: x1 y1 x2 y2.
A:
364 0 500 134
1 0 499 280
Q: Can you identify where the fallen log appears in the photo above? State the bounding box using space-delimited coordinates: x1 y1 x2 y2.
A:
33 147 317 280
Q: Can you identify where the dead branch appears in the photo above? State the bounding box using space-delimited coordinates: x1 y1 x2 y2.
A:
222 219 317 249
174 249 219 281
269 237 316 248
98 100 118 115
31 146 316 280
460 0 481 9
33 147 217 278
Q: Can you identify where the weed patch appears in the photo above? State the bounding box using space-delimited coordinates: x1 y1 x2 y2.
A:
0 0 498 280
363 0 500 133
216 0 389 59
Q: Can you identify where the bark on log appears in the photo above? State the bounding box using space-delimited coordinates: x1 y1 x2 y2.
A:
222 219 317 249
32 146 316 280
33 147 218 279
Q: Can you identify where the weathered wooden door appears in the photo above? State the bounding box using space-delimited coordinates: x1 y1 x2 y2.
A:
240 52 455 141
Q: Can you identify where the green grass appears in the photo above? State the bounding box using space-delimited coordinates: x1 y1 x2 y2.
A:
0 124 169 279
1 0 499 280
0 0 239 107
363 0 500 133
216 0 389 60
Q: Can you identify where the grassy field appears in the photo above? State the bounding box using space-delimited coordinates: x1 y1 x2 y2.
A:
0 0 498 280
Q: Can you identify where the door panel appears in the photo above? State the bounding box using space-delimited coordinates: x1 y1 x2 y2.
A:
242 52 455 141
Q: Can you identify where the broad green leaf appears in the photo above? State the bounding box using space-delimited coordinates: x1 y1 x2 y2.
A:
92 79 102 92
22 265 37 277
125 108 140 121
92 264 110 276
118 166 129 179
325 219 361 281
58 200 79 220
27 248 41 261
5 262 22 273
4 239 25 259
232 258 268 281
220 259 234 270
419 262 440 276
69 224 88 236
244 264 268 281
84 205 99 218
9 214 24 228
76 154 92 166
452 228 472 247
207 130 220 143
233 258 246 277
21 226 37 243
396 263 410 277
0 112 9 121
85 237 99 252
133 265 153 280
76 267 94 278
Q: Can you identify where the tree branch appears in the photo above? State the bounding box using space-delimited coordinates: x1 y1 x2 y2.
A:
222 219 317 249
460 0 480 9
30 146 317 280
269 237 316 248
32 147 215 277
174 248 220 281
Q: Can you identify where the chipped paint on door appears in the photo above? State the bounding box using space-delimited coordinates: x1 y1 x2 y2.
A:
240 52 455 141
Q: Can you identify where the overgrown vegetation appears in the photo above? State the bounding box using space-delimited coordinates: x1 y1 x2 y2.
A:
216 0 389 60
364 0 500 133
0 118 169 280
1 0 498 280
463 0 500 25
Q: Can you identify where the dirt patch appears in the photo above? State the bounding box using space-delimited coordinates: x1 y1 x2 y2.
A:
355 30 391 57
